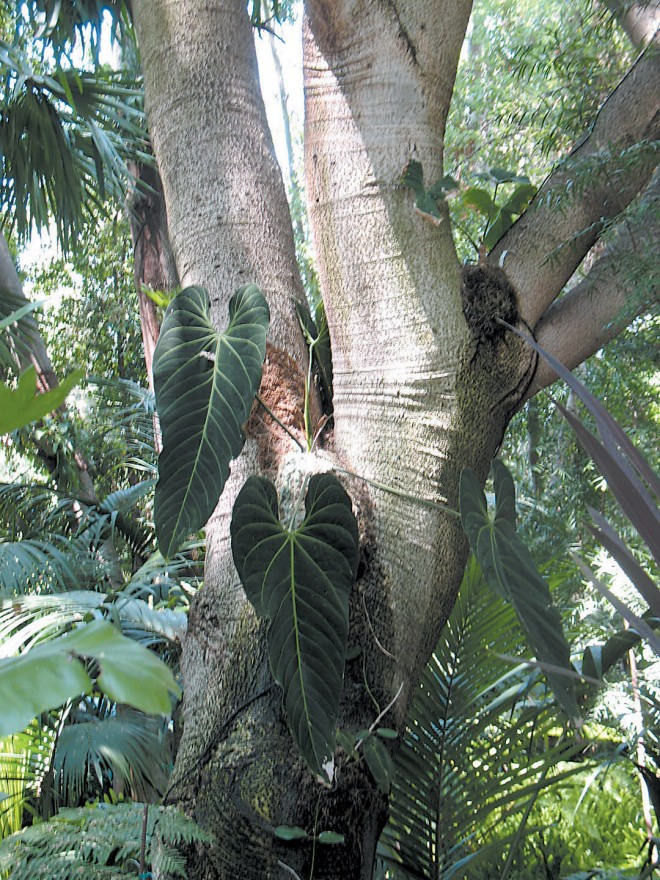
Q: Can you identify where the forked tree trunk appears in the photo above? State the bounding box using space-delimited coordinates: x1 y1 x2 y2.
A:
132 1 659 876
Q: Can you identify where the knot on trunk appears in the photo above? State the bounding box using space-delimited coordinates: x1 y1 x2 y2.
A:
461 263 519 350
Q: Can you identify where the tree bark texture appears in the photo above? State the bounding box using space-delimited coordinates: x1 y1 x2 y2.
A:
604 0 660 48
127 161 179 396
132 1 659 876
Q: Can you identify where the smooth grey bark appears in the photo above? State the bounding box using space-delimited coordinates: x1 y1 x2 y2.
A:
604 0 660 48
132 1 658 877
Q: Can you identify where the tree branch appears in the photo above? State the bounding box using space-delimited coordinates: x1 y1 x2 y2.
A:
490 37 659 326
528 167 659 396
604 0 660 49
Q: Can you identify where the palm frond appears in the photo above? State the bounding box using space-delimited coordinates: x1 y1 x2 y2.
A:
0 589 186 654
380 558 586 878
0 720 54 840
122 546 202 604
0 590 104 652
99 479 156 517
0 292 43 372
87 377 158 472
0 536 82 594
20 0 133 58
0 40 148 252
53 709 171 804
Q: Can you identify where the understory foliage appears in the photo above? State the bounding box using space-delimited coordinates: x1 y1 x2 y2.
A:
0 0 658 876
378 559 586 878
0 802 211 879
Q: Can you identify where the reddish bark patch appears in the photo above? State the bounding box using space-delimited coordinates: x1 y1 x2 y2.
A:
247 343 307 475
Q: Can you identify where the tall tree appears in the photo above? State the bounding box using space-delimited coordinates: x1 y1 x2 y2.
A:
110 0 660 876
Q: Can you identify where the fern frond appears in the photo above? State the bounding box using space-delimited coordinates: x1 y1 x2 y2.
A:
0 802 210 879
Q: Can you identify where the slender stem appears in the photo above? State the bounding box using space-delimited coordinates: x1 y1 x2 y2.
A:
362 592 396 659
500 764 550 880
308 793 323 880
255 394 304 451
304 340 315 450
139 803 149 877
453 220 480 254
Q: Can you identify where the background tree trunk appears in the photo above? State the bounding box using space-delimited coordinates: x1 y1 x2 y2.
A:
0 234 97 503
127 161 179 397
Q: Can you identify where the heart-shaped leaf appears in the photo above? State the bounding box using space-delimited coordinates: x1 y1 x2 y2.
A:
154 284 269 557
460 460 580 723
231 472 359 779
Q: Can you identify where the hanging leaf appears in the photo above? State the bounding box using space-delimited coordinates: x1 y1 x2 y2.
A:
461 187 496 217
231 472 359 780
0 367 83 435
363 734 395 795
317 831 345 845
376 727 398 740
501 182 537 215
0 620 181 736
482 182 538 250
483 207 515 251
401 160 444 223
153 284 269 558
274 825 309 841
582 610 660 681
427 174 459 201
486 168 531 184
460 460 580 723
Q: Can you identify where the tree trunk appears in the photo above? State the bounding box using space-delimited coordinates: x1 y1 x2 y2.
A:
127 161 179 397
132 1 659 876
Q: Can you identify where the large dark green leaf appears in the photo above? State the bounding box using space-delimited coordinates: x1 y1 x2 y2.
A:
295 300 333 407
153 284 269 558
460 460 580 723
231 472 359 780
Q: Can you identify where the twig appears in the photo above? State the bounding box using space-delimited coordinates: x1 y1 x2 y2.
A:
277 860 303 880
361 592 396 660
355 681 404 751
256 394 304 451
